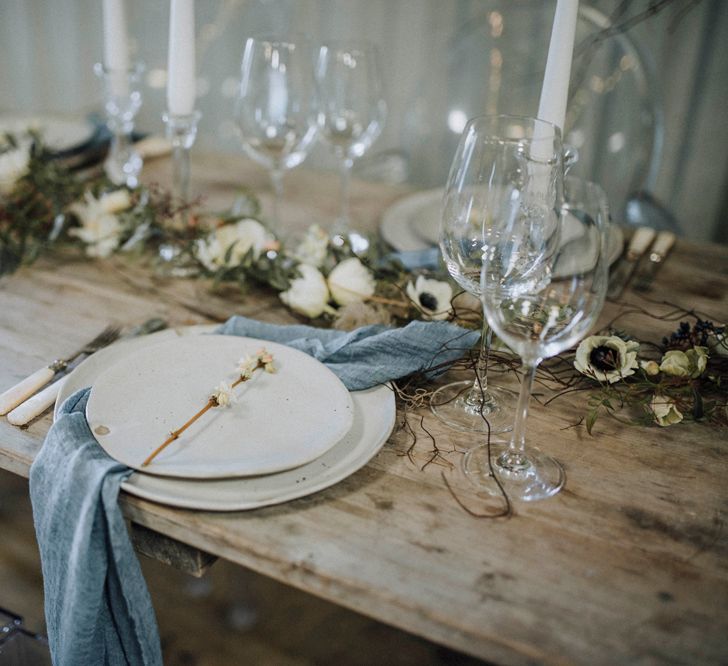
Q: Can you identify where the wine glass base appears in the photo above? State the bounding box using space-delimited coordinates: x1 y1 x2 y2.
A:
462 442 565 502
430 380 514 434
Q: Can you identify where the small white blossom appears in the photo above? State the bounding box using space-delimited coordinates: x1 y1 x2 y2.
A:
195 218 274 271
327 257 376 306
280 264 331 318
406 276 453 321
256 348 276 373
574 335 640 384
237 355 258 380
0 143 30 194
291 224 329 268
211 381 237 407
647 395 683 427
68 190 130 258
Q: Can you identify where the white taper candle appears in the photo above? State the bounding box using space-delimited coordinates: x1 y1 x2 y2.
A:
103 0 130 71
167 0 196 116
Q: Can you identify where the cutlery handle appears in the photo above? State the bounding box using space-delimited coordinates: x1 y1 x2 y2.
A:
628 226 657 257
0 366 55 415
7 380 61 426
650 231 676 260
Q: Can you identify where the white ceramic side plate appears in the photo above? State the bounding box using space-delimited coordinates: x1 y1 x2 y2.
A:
85 335 354 478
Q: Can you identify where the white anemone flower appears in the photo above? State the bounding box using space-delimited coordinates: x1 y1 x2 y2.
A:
647 395 683 427
280 264 331 318
327 257 376 306
574 335 639 384
195 218 273 271
406 276 453 321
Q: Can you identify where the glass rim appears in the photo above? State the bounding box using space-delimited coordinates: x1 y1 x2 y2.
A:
463 113 563 142
243 33 314 50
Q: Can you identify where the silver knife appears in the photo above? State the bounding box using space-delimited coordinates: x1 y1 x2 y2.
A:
606 226 656 300
632 231 676 292
6 318 167 426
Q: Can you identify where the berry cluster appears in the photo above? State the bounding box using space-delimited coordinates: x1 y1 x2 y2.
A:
662 319 724 349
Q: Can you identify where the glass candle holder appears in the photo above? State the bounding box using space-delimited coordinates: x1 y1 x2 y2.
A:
162 110 201 205
94 62 144 187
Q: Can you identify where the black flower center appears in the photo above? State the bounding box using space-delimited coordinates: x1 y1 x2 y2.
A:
589 346 619 372
419 292 438 311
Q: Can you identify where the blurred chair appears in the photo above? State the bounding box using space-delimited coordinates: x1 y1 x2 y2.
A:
0 606 51 665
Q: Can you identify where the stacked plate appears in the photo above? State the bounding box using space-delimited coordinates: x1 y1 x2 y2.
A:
55 326 396 511
379 187 625 265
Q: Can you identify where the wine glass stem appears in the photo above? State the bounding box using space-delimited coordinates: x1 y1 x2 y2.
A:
269 168 284 236
503 362 537 468
467 319 492 402
335 156 354 236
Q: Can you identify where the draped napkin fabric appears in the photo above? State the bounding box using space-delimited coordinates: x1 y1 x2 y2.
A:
29 316 479 664
216 316 481 391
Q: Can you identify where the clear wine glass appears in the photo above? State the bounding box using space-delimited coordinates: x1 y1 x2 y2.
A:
316 42 386 253
463 174 610 501
433 115 567 434
235 36 319 236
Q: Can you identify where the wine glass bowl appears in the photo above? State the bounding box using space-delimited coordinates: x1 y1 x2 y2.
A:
464 174 610 501
316 42 386 249
235 36 319 234
432 115 567 435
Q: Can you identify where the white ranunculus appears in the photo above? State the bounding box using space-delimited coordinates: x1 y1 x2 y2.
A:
195 218 274 271
640 360 660 376
327 257 376 306
68 191 126 258
659 346 707 379
291 224 330 268
280 264 331 318
574 335 640 384
406 275 453 321
0 144 31 194
647 395 683 427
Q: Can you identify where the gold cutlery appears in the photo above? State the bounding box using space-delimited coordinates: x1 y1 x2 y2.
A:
606 226 656 301
0 325 120 416
5 319 166 426
632 231 676 292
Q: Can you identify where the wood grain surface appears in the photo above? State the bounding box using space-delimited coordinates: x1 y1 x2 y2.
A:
0 154 726 665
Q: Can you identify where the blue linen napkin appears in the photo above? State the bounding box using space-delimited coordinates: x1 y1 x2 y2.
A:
29 316 479 665
216 316 480 390
29 389 163 666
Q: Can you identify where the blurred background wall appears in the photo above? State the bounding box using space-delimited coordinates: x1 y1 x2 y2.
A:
1 0 727 244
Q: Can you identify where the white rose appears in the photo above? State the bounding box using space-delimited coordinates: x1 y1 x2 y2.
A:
659 348 707 379
291 224 329 268
327 257 376 306
0 143 30 194
647 395 683 427
685 346 708 377
195 218 273 271
280 264 331 318
68 191 123 258
406 275 453 321
574 335 639 383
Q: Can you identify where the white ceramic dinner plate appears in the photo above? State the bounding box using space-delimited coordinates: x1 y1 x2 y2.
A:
0 115 95 152
379 188 624 267
84 334 354 478
55 327 396 511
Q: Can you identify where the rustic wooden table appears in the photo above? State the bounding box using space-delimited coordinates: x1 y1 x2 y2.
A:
1 154 727 665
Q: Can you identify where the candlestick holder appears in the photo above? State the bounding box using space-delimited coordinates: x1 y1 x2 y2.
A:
94 62 144 188
162 110 201 205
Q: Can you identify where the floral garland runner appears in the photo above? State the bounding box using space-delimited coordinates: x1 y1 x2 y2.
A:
1 133 726 430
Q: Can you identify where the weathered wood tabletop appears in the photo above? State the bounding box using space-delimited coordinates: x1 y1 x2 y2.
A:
1 154 727 665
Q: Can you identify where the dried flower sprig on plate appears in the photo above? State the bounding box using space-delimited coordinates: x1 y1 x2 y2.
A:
141 348 276 467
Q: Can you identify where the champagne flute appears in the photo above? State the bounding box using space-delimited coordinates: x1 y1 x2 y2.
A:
235 36 319 236
464 174 610 501
316 42 386 252
433 115 567 434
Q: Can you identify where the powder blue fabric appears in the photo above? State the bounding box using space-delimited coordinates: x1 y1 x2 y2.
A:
29 316 478 665
216 316 480 390
29 389 163 666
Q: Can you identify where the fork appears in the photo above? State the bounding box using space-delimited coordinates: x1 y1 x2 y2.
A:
0 325 121 415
